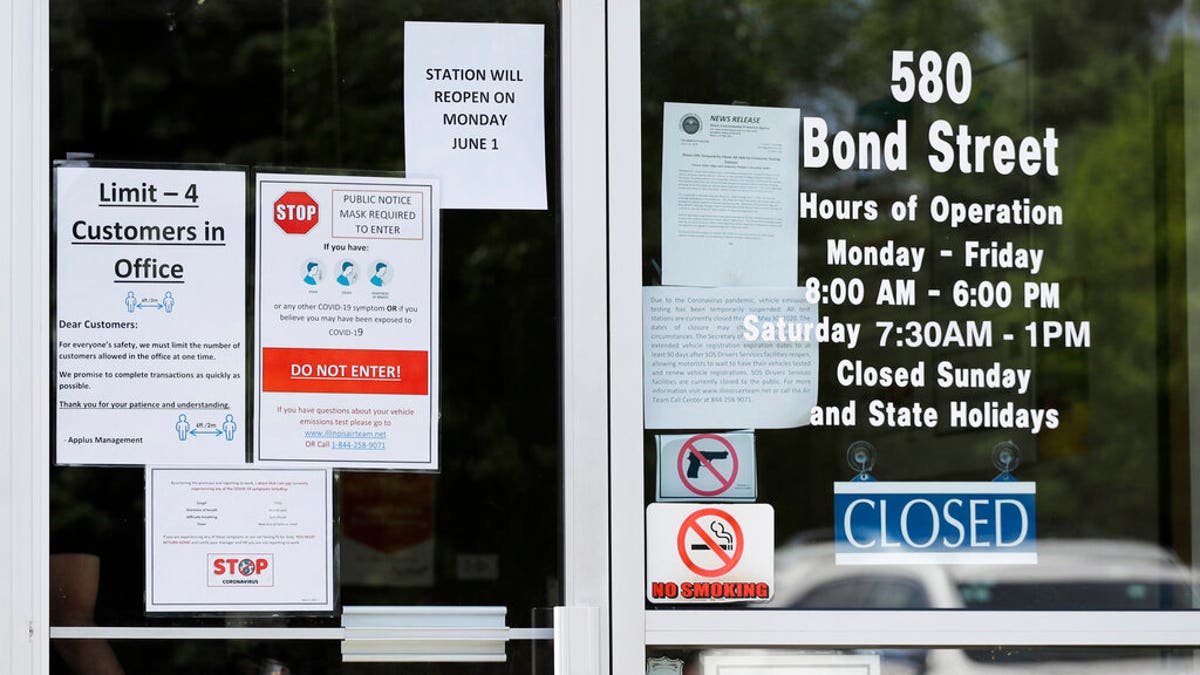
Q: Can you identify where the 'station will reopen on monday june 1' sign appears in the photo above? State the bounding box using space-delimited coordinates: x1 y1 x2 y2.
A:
255 173 440 470
403 21 547 210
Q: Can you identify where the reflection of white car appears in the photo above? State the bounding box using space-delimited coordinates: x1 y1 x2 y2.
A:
763 538 1198 674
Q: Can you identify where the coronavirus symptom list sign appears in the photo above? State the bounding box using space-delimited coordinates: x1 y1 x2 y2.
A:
254 172 440 470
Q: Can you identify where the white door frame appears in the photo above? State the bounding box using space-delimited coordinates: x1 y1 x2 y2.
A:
605 0 648 671
562 0 612 671
2 0 52 670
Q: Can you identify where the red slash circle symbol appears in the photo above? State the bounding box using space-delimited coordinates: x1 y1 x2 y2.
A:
676 507 744 577
675 434 739 497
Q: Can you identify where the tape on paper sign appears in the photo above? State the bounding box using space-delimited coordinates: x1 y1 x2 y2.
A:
834 481 1037 565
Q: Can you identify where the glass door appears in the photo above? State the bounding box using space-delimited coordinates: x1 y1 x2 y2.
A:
43 0 583 672
609 0 1200 671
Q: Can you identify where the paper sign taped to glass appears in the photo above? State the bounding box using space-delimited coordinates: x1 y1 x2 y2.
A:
54 164 247 466
660 102 800 287
403 21 547 210
643 286 818 429
145 467 335 613
254 172 439 470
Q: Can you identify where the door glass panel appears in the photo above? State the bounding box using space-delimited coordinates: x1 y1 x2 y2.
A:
640 0 1197 611
648 647 1200 675
49 0 562 670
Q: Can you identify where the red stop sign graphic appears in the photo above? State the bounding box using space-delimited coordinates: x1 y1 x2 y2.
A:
273 191 319 234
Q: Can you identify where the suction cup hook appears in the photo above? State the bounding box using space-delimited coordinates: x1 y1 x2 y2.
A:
992 440 1021 481
846 441 877 481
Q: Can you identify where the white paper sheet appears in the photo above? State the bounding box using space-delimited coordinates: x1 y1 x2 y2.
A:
643 286 818 429
661 103 800 287
145 467 334 613
54 165 246 465
404 22 547 210
255 173 439 469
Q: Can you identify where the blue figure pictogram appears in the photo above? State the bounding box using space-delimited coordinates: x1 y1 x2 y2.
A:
175 413 191 441
304 261 322 285
222 414 237 441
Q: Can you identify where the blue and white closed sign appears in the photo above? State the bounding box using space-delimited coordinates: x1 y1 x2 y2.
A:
834 481 1036 564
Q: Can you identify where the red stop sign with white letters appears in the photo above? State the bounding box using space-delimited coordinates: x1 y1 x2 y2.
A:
273 191 319 234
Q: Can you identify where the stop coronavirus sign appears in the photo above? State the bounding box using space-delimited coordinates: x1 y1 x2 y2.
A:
274 191 319 234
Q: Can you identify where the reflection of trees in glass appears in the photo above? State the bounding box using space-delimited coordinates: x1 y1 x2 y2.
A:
1038 36 1189 541
642 0 1190 549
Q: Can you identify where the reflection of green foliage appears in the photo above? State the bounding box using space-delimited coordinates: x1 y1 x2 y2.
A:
1035 37 1188 539
996 0 1177 128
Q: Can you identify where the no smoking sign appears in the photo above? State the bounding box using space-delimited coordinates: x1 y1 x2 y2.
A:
656 431 756 502
647 503 774 604
677 507 744 576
